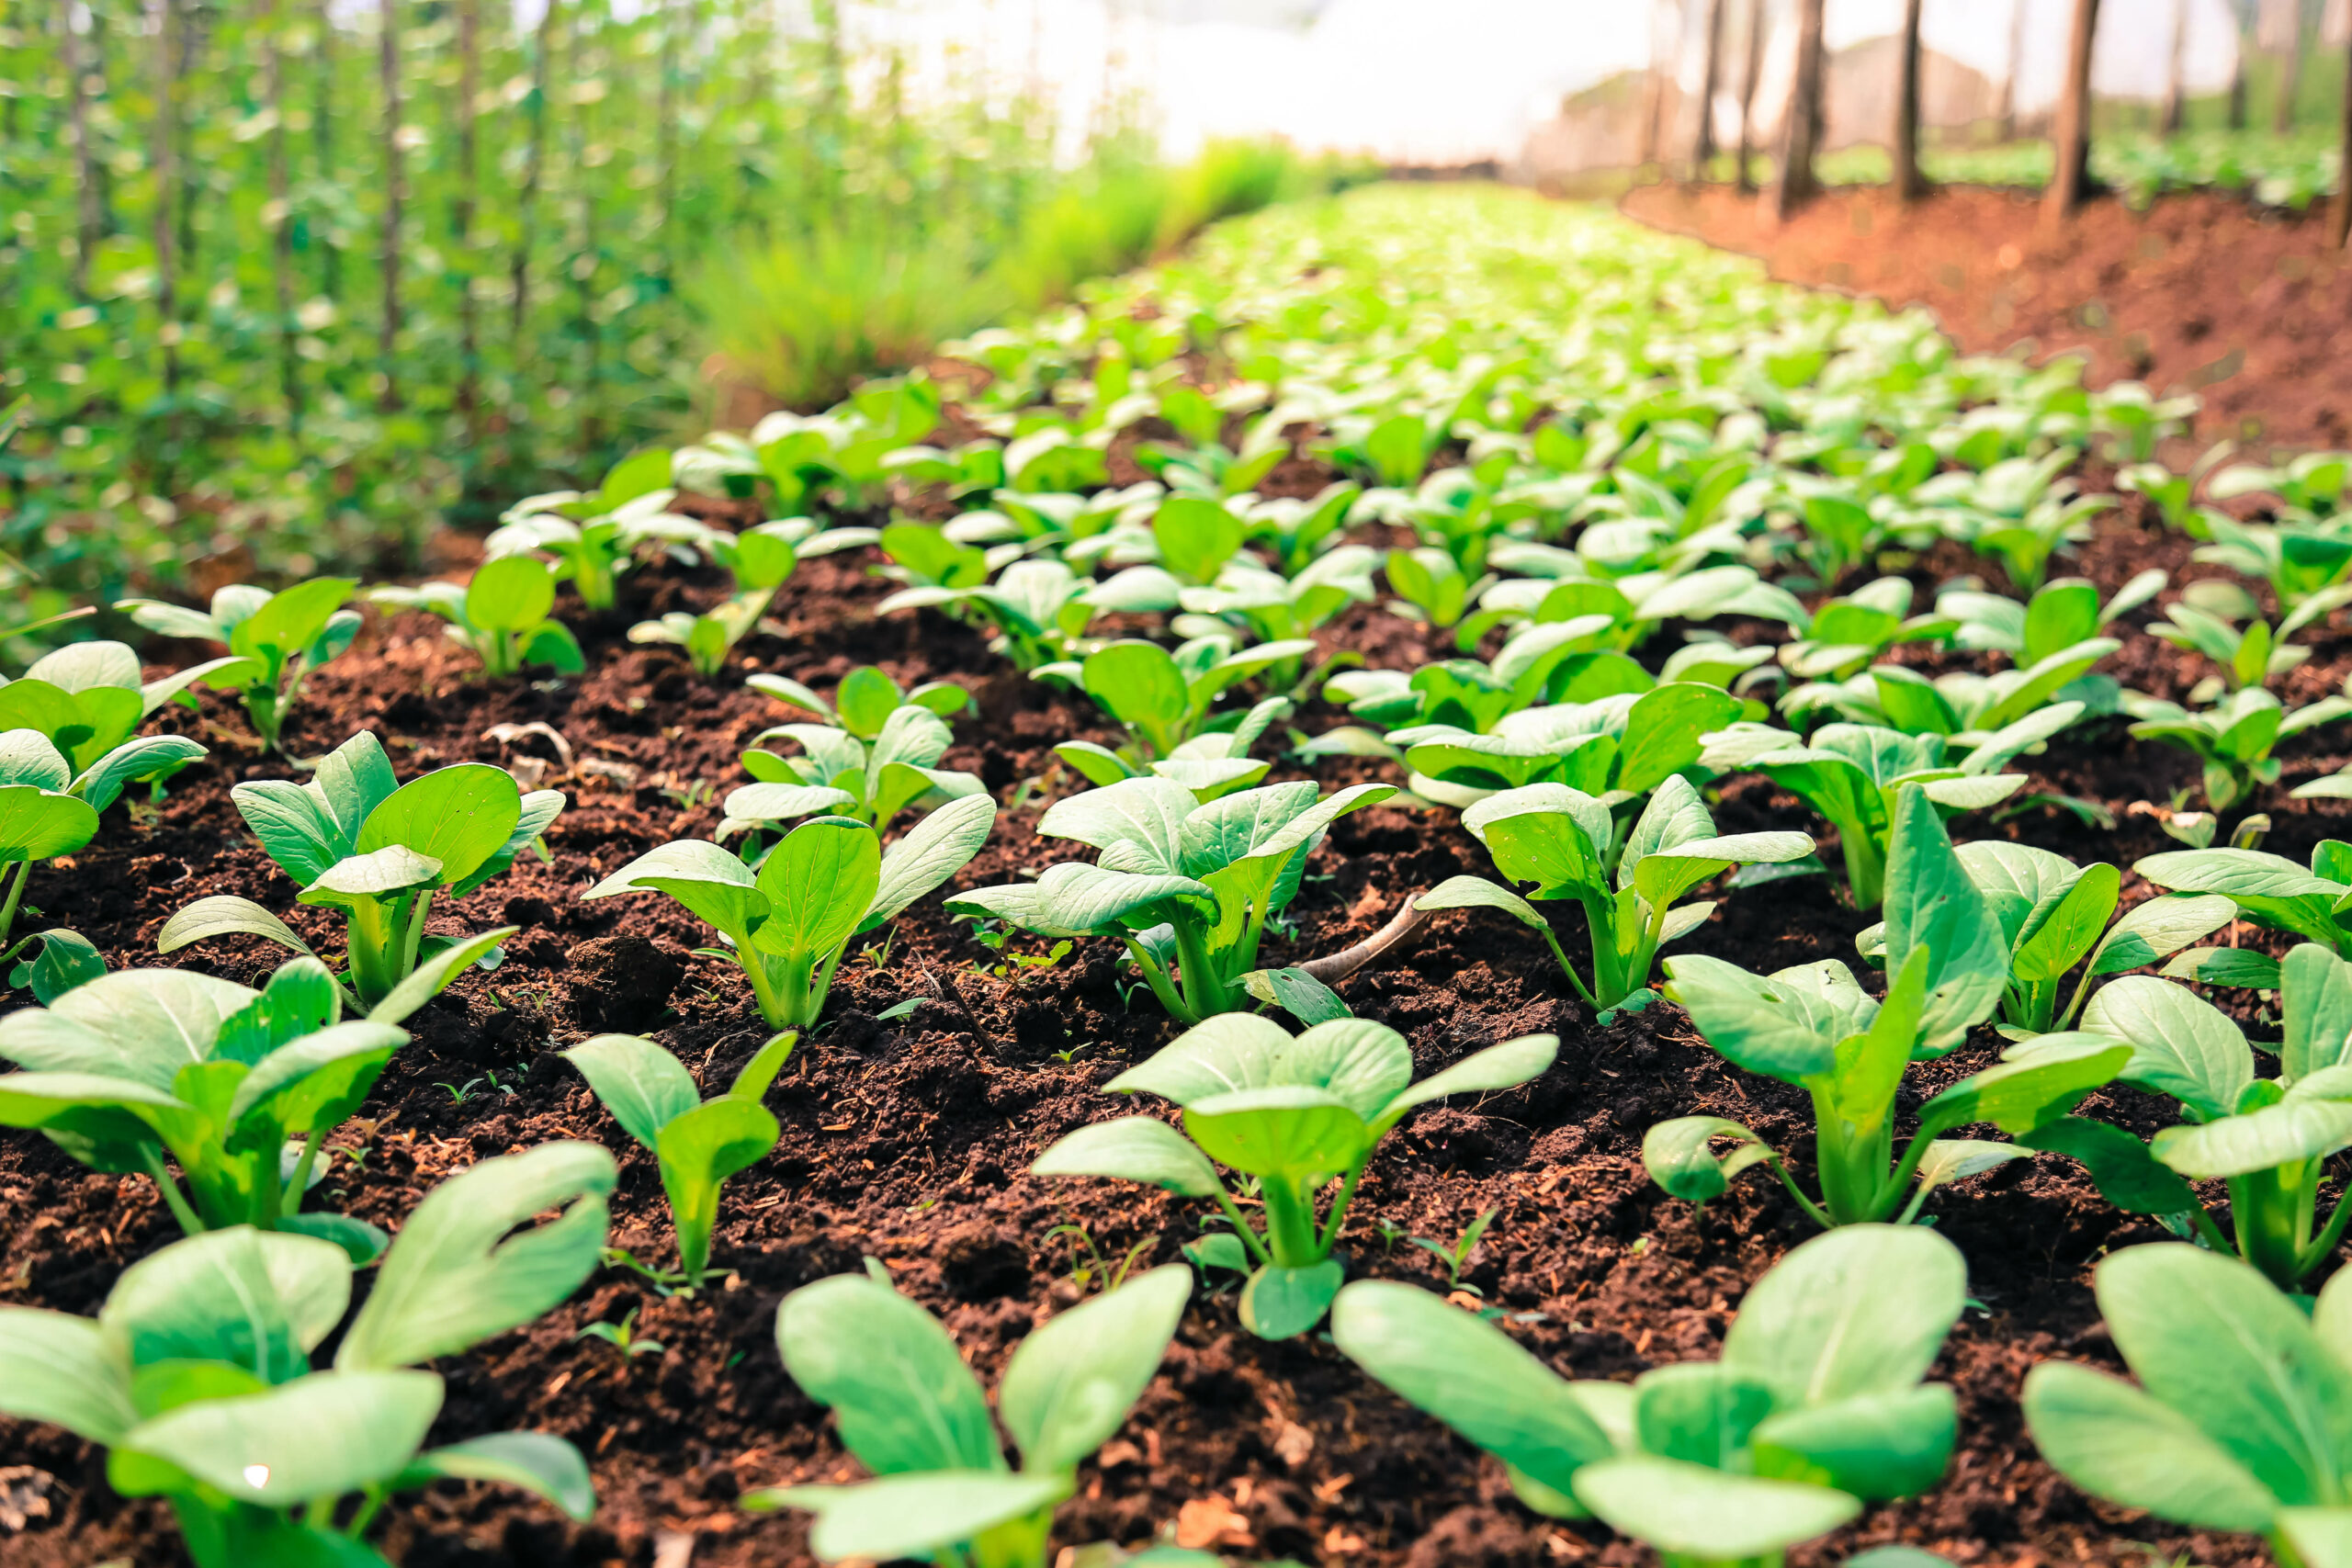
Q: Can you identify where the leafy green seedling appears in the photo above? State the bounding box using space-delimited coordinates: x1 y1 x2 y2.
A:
1457 561 1806 658
1783 626 2120 738
1702 717 2064 908
947 777 1393 1022
1055 695 1293 802
0 733 105 957
0 1143 613 1568
750 1264 1192 1566
1939 570 2165 660
882 558 1102 672
583 794 994 1029
748 663 972 736
118 580 361 753
2016 947 2352 1291
1416 775 1813 1010
1333 1224 1966 1566
578 1307 665 1360
1853 841 2233 1032
0 640 228 786
1776 577 1955 682
5 927 106 1003
1033 1016 1555 1337
1408 1206 1497 1292
727 703 984 835
160 730 560 1010
1384 547 1484 630
1244 482 1363 574
2122 685 2352 812
1041 636 1317 766
2137 840 2352 962
1645 789 2129 1227
371 556 585 677
2196 508 2352 617
563 1029 797 1289
491 446 706 608
0 951 494 1256
2145 586 2336 697
627 519 818 676
2024 1241 2352 1558
1392 682 1745 812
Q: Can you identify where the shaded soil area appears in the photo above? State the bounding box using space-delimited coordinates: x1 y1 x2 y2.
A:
1621 180 2352 456
5 491 2348 1568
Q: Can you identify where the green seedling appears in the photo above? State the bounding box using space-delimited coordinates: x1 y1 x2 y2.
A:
727 702 984 835
0 1143 612 1568
371 556 585 677
118 580 361 753
159 730 557 1010
563 1028 797 1289
2136 839 2352 963
1033 1015 1555 1337
2122 685 2352 812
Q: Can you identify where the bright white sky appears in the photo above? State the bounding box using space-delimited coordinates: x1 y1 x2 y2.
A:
842 0 2244 164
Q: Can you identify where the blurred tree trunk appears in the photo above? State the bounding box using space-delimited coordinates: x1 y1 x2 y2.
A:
2334 22 2352 243
378 0 401 412
511 0 558 355
2161 0 2188 132
315 0 341 300
1997 0 2025 140
1637 0 1669 168
266 0 301 429
454 0 481 446
1893 0 1928 200
151 0 178 397
1736 0 1764 192
2042 0 2101 227
2277 35 2303 130
64 4 101 298
1770 0 1825 220
1693 0 1724 178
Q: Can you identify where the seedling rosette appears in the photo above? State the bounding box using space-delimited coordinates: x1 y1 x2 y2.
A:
1415 773 1814 1010
370 555 584 677
751 1264 1192 1567
946 777 1393 1023
583 793 996 1029
1033 1015 1555 1337
0 1145 613 1568
160 731 556 1010
1334 1224 1966 1568
1645 789 2130 1227
117 579 362 753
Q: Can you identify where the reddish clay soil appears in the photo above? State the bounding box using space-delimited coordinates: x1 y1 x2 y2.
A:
1622 180 2352 457
3 475 2347 1567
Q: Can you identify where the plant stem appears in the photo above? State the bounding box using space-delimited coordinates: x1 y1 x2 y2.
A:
1260 1176 1323 1269
141 1145 207 1236
279 1128 325 1222
1316 1162 1369 1254
0 859 31 953
1171 911 1231 1019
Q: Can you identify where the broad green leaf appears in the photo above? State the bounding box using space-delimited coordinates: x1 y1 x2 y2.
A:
1238 1258 1346 1339
562 1034 700 1150
2082 977 2253 1121
1182 1086 1369 1177
398 1431 595 1521
2154 1094 2352 1180
2096 1242 2352 1506
953 863 1208 939
1721 1224 1964 1407
1571 1455 1859 1558
1879 786 2006 1050
367 926 516 1024
775 1275 1001 1475
465 556 557 632
1662 954 1871 1082
582 840 764 937
2286 943 2352 1080
0 784 98 863
1032 1116 1225 1197
1416 875 1549 929
2087 893 2236 976
2021 1359 2279 1531
0 1308 136 1444
119 1370 440 1505
1915 1036 2130 1140
766 1471 1069 1563
2017 1116 2198 1213
1643 1115 1776 1201
337 1143 616 1371
356 764 522 890
1374 1033 1557 1126
2013 862 2120 983
1750 1384 1957 1500
1330 1279 1613 1499
1037 775 1195 874
1000 1264 1190 1471
867 793 996 925
156 895 323 966
73 735 207 813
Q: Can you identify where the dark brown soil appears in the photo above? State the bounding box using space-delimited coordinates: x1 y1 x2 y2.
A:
6 493 2347 1568
1621 181 2352 457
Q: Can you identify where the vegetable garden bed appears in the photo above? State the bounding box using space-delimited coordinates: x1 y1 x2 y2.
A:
2 185 2347 1568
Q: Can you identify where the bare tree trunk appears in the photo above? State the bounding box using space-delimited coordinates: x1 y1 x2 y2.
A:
454 0 481 446
511 0 559 354
315 0 341 300
2277 24 2303 133
1693 0 1725 177
1894 0 1928 199
2334 19 2352 243
151 0 178 397
2161 0 2189 131
1770 0 1826 220
64 3 102 299
2042 0 2101 228
378 0 401 412
1736 0 1765 192
1998 0 2026 140
266 0 301 428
